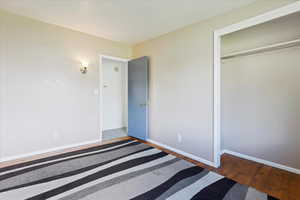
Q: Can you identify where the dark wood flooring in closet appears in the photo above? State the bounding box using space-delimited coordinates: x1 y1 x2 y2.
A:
136 137 300 200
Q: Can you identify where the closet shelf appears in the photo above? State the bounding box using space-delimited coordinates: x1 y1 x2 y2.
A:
221 38 300 60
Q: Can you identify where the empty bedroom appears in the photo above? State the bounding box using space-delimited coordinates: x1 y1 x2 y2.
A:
0 0 299 199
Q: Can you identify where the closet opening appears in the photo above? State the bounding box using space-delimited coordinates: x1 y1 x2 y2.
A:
213 2 300 174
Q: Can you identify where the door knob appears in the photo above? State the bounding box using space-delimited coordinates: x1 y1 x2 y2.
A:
139 103 147 107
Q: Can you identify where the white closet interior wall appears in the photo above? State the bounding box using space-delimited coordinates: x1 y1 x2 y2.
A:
221 12 300 169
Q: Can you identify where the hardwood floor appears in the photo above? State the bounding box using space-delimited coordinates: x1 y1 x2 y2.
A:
135 137 300 200
0 136 299 200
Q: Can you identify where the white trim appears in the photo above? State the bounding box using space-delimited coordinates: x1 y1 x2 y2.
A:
215 1 300 36
0 139 100 163
221 150 300 175
99 55 129 140
147 139 217 168
213 2 300 168
100 55 130 63
124 61 129 129
213 31 221 168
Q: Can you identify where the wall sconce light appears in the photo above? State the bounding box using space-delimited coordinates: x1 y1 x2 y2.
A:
80 61 89 74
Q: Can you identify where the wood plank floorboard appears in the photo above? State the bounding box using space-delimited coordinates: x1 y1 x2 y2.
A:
0 136 299 200
134 137 300 200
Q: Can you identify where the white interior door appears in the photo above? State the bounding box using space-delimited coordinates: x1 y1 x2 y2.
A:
102 58 126 131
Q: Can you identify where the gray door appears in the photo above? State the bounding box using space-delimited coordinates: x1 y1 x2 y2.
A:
128 57 149 140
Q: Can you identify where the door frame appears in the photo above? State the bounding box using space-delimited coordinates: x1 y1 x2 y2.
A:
99 54 130 141
213 2 300 168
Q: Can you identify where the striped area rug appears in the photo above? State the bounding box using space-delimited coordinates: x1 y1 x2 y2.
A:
0 139 278 200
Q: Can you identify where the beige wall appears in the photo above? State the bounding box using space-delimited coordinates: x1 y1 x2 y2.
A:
0 10 131 159
221 12 300 169
1 0 298 166
133 0 297 163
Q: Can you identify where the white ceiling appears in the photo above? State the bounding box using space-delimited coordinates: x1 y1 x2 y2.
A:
0 0 258 44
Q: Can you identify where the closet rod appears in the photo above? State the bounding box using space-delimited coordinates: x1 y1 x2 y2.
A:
221 38 300 60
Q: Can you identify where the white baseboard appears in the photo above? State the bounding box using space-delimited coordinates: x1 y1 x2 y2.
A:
0 139 101 163
221 149 300 175
147 139 217 168
103 127 127 131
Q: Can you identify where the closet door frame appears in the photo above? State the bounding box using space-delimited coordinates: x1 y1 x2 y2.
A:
213 2 300 168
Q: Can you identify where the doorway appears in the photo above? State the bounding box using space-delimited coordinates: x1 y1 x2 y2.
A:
213 2 300 170
99 55 149 142
100 55 129 141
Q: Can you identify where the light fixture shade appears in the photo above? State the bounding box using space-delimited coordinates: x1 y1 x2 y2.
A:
80 62 89 74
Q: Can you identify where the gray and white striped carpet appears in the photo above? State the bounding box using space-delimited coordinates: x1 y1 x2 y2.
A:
0 139 278 200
